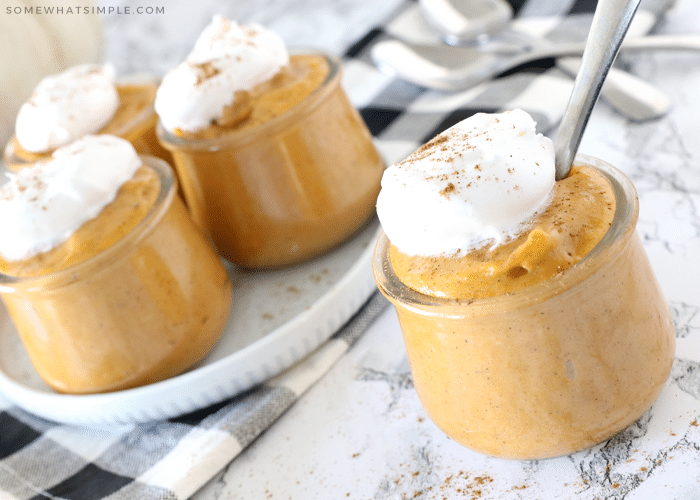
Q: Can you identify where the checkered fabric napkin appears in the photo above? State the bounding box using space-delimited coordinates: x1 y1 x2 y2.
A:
0 292 388 500
0 0 673 498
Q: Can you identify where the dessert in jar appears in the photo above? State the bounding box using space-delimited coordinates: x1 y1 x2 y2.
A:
0 135 232 394
3 64 172 172
373 109 676 460
156 16 385 268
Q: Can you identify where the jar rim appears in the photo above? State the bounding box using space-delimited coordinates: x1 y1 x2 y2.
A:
156 51 342 151
0 155 176 292
104 78 161 138
373 155 640 316
3 79 160 165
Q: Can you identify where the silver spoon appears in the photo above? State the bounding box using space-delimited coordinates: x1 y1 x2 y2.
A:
419 0 513 46
371 34 700 92
554 0 640 179
415 0 671 121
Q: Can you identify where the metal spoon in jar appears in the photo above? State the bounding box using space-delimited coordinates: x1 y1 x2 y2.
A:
554 0 641 180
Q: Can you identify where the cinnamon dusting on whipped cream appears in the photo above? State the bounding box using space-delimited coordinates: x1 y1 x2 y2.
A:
376 109 555 257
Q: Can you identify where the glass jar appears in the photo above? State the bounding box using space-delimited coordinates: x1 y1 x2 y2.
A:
3 80 173 172
157 53 385 269
0 156 232 394
108 80 174 164
373 155 676 460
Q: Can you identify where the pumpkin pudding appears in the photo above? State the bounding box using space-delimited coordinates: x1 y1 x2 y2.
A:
170 53 330 139
156 16 384 268
389 163 615 299
373 110 675 459
0 135 231 394
4 64 172 172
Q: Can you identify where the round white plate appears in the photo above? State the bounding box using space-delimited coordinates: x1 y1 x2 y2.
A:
0 219 381 425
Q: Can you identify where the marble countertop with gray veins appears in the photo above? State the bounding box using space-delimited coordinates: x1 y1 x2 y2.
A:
99 0 700 498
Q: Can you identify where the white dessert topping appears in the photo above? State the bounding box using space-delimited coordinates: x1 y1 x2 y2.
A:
0 135 141 262
15 64 119 153
155 15 289 133
376 109 555 256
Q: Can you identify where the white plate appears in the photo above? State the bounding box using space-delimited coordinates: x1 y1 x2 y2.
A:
0 219 381 425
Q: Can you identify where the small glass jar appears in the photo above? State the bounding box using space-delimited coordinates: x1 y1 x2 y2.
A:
373 155 676 460
3 80 173 172
157 53 385 269
0 156 232 394
107 80 174 164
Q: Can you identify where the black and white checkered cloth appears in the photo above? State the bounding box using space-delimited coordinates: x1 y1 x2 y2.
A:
0 0 673 498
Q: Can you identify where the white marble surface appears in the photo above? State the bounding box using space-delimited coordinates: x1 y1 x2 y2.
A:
98 0 700 498
99 0 403 76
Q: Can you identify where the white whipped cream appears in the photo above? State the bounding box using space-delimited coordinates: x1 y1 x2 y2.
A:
15 64 120 153
155 15 289 133
376 109 555 256
0 135 141 262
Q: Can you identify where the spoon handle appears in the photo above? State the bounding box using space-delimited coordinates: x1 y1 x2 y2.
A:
556 57 671 122
553 0 642 180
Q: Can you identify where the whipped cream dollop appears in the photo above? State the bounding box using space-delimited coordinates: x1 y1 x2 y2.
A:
15 64 120 153
0 135 141 262
376 109 555 256
155 15 289 133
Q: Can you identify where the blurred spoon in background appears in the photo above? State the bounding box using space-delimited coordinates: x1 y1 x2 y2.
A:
371 32 700 119
554 7 670 121
419 0 513 46
380 0 674 121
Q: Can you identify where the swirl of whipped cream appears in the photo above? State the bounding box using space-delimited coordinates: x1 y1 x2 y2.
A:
0 135 141 262
14 64 120 153
376 109 556 256
155 15 289 133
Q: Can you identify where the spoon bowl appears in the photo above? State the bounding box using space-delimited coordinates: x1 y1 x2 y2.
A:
418 0 513 46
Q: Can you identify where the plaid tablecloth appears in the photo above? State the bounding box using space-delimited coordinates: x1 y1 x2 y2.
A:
0 0 673 498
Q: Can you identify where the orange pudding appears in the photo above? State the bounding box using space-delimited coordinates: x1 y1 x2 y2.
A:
159 53 384 268
390 164 615 299
0 154 232 394
374 155 676 459
4 82 172 172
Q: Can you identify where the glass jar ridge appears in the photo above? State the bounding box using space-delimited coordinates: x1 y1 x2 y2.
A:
373 155 676 459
